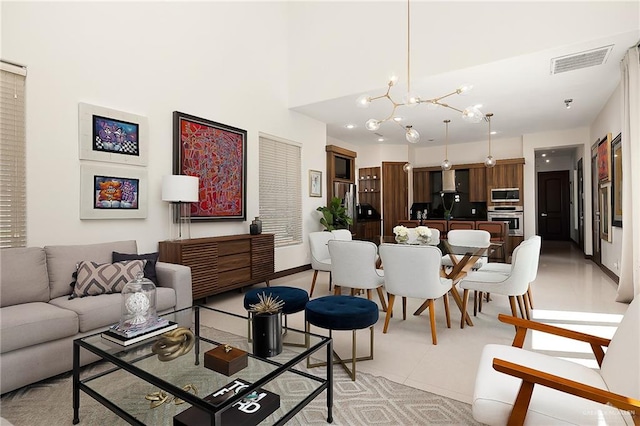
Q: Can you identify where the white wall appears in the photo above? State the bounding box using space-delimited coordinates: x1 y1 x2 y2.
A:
412 136 523 167
2 2 327 272
590 83 623 275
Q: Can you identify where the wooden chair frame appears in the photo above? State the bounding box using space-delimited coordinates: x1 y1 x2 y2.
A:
493 314 640 426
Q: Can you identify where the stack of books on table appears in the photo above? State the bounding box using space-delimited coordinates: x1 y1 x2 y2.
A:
101 317 178 346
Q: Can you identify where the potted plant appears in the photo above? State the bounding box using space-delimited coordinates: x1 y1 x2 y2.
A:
248 293 285 358
316 197 353 231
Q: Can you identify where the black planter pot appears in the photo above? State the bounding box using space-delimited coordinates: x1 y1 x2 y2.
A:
251 312 283 358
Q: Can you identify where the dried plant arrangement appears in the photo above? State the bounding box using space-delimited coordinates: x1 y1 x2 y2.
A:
248 293 285 315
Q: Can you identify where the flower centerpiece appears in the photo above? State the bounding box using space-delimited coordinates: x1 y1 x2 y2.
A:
393 225 409 244
415 226 432 245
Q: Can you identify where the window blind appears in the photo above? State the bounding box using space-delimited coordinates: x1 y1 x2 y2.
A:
259 135 302 247
0 62 27 248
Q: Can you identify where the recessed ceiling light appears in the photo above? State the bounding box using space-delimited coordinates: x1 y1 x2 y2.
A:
345 124 356 129
393 117 403 122
545 159 550 163
541 153 547 157
490 131 497 135
377 137 385 142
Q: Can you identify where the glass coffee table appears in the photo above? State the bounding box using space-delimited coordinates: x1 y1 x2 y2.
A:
73 305 333 425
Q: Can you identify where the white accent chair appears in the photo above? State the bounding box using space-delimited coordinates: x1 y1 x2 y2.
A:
330 229 353 241
479 235 541 318
472 297 640 425
458 237 537 328
308 231 334 297
378 244 452 345
441 229 491 271
327 240 387 311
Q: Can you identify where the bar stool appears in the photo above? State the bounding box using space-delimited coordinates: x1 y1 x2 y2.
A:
305 295 378 380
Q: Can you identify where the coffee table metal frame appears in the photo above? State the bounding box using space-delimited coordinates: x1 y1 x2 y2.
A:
72 305 333 425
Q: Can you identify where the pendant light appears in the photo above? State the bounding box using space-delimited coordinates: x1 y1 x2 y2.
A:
441 119 452 171
484 113 496 168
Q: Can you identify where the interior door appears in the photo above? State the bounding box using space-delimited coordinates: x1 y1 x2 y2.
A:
577 159 584 251
591 147 601 265
538 171 570 240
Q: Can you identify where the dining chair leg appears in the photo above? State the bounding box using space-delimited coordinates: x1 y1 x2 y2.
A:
473 291 478 316
527 286 534 309
461 289 469 329
376 287 388 312
478 291 483 314
413 300 430 316
350 288 356 296
428 299 438 345
508 296 518 317
443 294 451 328
329 272 332 292
334 285 341 296
366 289 372 301
517 295 527 319
402 297 407 321
522 293 531 320
310 270 319 297
383 294 396 333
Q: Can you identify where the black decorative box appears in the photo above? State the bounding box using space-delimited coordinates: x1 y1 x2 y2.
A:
173 379 280 426
204 345 248 376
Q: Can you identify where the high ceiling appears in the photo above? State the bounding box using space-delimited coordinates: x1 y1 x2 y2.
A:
290 2 640 148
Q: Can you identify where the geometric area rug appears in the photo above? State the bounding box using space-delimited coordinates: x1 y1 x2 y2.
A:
0 363 480 425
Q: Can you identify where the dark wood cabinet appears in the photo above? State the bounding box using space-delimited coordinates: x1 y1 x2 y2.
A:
412 168 431 202
358 166 381 214
326 145 356 204
159 234 274 300
355 219 381 241
382 162 408 236
469 167 486 202
486 159 524 206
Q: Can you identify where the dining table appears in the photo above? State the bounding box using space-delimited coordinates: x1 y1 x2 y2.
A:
378 236 503 327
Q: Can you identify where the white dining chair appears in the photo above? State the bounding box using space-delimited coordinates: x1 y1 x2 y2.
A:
458 238 537 328
308 231 334 297
327 240 387 311
479 235 541 318
378 244 452 345
471 297 640 425
441 229 491 270
330 229 353 241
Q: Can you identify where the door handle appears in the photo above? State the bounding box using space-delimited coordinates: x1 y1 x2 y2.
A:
541 213 548 217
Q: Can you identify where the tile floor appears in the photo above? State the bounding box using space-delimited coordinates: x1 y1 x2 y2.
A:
205 241 628 404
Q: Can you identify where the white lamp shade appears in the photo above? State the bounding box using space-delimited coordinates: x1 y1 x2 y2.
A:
162 175 199 202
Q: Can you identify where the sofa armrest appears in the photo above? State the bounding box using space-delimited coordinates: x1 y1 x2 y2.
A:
155 262 192 310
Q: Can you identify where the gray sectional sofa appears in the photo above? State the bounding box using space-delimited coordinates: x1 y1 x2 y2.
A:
0 240 192 394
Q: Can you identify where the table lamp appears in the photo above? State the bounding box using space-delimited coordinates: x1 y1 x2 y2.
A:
162 175 199 240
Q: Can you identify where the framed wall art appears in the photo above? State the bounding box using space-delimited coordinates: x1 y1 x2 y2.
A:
611 133 622 227
599 182 612 242
173 112 247 221
78 103 148 166
80 164 148 219
597 133 611 183
309 170 322 197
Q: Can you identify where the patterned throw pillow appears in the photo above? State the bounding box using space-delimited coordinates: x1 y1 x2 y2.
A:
71 260 145 298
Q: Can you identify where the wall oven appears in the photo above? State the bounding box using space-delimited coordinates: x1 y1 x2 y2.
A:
487 206 524 236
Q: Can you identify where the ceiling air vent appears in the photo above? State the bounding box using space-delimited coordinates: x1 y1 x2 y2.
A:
551 45 613 74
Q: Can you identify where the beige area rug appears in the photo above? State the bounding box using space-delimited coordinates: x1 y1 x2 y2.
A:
1 326 480 425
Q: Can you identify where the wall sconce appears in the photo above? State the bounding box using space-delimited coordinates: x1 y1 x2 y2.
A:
162 175 199 240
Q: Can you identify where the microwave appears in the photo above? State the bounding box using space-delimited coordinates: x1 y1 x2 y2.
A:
490 188 520 203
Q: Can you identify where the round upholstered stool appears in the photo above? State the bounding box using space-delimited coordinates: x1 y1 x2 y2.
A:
244 286 309 346
305 295 379 380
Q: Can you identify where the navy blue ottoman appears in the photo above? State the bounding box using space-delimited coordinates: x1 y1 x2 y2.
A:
244 286 309 345
305 295 379 380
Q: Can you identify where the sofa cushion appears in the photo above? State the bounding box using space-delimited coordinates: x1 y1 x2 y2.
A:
112 251 159 285
0 302 78 353
45 240 137 299
71 260 145 298
0 247 50 307
50 287 177 332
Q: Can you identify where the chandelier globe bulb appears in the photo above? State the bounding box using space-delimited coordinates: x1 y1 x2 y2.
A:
461 106 483 123
365 119 381 131
356 94 371 108
405 126 420 143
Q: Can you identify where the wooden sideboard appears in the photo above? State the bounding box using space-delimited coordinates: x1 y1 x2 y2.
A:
159 234 274 300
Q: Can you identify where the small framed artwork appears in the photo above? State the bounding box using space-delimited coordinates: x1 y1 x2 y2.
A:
599 182 612 242
309 170 322 197
611 133 622 227
173 112 247 220
80 164 147 219
78 103 148 166
597 133 611 183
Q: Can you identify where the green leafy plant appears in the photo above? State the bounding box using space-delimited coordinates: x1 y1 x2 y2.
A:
316 197 353 231
249 293 285 315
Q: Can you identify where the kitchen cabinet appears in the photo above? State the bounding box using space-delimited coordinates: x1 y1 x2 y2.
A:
469 167 487 202
486 160 524 206
412 168 431 202
159 234 274 300
358 166 381 214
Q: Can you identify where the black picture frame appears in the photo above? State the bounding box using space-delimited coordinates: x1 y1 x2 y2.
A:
173 112 247 221
611 132 622 227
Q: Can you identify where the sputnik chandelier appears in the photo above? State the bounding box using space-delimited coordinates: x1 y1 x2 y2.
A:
356 0 484 143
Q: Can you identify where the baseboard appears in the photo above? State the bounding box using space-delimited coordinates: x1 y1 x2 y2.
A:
270 264 311 280
600 264 620 284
